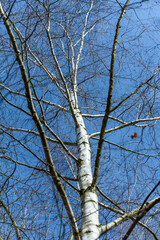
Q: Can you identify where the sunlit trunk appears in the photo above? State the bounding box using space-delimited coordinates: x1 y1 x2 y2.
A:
70 90 100 239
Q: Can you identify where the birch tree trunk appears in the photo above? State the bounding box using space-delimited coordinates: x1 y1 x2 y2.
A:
70 90 100 239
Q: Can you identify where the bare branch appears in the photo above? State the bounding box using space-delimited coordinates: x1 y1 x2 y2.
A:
44 123 78 162
122 194 160 240
0 200 22 240
92 0 130 187
0 154 49 174
0 124 77 146
92 137 160 157
89 116 160 138
111 67 160 113
100 196 160 237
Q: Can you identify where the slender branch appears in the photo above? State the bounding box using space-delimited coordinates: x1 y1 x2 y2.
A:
92 0 130 187
6 0 17 20
0 124 77 146
122 196 160 240
74 0 94 86
99 202 124 215
139 181 160 211
0 83 70 111
0 154 49 174
44 123 78 162
123 181 160 240
0 128 47 164
82 114 127 124
92 137 160 157
89 116 160 138
0 162 16 195
0 91 30 116
97 186 125 212
100 196 160 237
0 200 22 240
135 221 159 240
98 187 158 240
43 16 79 125
8 16 67 98
0 154 78 191
111 67 160 113
58 172 79 192
99 202 158 240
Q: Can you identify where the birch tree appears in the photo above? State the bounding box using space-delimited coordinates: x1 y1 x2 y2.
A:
0 0 160 239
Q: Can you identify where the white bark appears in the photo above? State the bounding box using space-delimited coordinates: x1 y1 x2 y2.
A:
70 91 100 239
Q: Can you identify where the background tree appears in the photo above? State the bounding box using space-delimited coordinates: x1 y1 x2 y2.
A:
0 0 160 239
